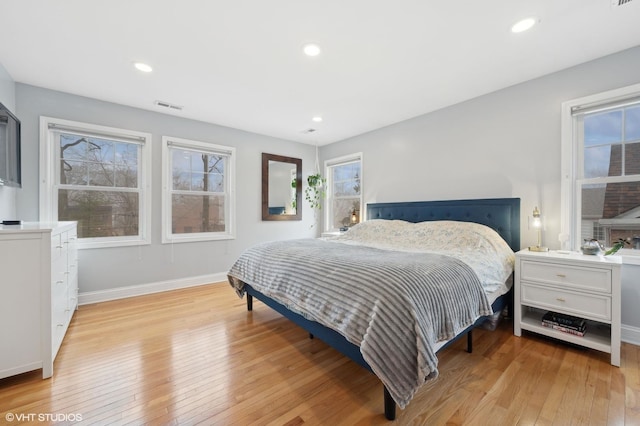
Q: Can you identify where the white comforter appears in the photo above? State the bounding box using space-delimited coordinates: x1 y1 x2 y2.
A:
326 219 515 295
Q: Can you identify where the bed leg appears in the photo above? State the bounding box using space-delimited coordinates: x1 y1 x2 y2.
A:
383 386 396 420
309 333 314 339
467 330 473 353
247 294 253 311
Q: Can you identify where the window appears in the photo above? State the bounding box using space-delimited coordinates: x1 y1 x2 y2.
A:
325 153 362 231
561 83 640 251
162 136 235 243
40 117 152 248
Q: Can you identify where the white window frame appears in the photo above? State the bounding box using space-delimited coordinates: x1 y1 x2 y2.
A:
324 152 363 232
161 136 236 243
561 82 640 252
39 117 152 249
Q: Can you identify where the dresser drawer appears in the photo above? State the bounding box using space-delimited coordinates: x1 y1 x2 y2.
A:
520 260 611 293
51 255 66 283
521 283 611 322
52 276 68 311
51 232 64 262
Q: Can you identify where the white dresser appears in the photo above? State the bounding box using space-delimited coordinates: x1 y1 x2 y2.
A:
514 249 621 366
0 222 79 379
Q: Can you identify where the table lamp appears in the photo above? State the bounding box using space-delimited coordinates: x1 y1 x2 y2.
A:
529 206 548 252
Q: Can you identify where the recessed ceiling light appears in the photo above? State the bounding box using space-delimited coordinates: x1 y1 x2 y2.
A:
134 62 153 73
312 116 323 123
302 43 321 57
511 17 538 33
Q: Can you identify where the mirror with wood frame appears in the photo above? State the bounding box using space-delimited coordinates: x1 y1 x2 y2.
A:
262 153 302 221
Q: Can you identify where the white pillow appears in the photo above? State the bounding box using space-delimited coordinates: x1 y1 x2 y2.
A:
331 220 515 293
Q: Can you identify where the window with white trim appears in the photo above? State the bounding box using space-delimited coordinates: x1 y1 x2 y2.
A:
561 83 640 251
40 117 152 248
325 153 362 231
162 136 235 243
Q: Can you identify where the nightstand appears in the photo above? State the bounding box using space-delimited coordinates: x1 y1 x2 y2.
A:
514 249 622 366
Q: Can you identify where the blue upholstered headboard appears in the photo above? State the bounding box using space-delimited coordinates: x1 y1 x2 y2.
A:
366 198 521 252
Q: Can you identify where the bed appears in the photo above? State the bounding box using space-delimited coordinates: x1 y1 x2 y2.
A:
227 198 520 420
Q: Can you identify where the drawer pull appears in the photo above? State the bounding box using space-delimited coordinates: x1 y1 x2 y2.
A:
556 297 566 302
55 245 63 249
556 273 567 278
56 280 64 284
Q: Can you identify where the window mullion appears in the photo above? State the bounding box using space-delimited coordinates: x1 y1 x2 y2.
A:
58 184 141 193
622 109 626 176
171 189 225 196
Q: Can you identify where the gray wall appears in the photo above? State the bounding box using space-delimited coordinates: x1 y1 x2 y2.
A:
0 64 15 113
0 63 17 219
11 46 640 335
15 84 318 293
320 46 640 250
319 45 640 335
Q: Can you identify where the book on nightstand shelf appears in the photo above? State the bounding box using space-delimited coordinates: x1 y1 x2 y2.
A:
541 311 586 337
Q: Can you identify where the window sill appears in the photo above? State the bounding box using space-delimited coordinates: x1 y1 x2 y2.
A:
619 248 640 266
78 238 151 250
162 233 236 244
321 231 344 238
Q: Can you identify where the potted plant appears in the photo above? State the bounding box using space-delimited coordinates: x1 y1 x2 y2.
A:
604 238 631 255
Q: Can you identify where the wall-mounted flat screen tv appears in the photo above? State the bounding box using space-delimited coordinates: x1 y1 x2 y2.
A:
0 102 21 188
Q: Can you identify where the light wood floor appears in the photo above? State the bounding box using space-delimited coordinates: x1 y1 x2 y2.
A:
1 283 639 425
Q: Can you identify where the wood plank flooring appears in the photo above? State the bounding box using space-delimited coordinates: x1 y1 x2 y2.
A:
1 282 638 425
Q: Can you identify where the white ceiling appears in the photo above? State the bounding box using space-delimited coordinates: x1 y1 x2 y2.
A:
1 1 640 145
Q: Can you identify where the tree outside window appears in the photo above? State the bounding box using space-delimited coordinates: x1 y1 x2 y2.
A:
57 133 142 239
170 148 226 234
162 137 235 243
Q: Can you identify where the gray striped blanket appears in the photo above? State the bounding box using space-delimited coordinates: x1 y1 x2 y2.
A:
227 238 492 409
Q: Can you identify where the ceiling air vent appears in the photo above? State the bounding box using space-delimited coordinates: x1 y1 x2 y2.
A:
612 0 634 6
154 100 183 111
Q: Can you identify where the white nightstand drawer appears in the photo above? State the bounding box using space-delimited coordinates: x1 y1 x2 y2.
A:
521 283 611 322
520 260 611 293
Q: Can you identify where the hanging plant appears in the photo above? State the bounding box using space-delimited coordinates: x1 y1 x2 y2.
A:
305 173 326 210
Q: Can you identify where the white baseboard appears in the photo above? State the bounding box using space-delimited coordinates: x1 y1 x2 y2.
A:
78 272 228 305
78 278 640 348
622 324 640 346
